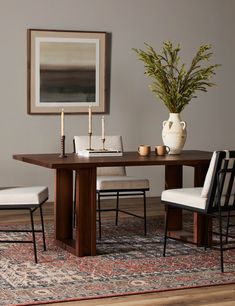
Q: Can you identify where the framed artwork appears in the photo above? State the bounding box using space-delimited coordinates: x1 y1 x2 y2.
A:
28 29 108 114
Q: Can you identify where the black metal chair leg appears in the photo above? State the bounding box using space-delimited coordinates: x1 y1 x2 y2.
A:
73 172 77 228
226 210 231 244
143 191 147 236
115 191 120 226
163 207 169 257
204 215 209 251
39 205 46 251
30 209 38 263
218 213 224 273
97 192 102 240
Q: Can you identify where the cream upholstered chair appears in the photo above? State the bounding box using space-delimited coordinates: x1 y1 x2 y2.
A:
162 150 235 272
0 186 48 263
73 135 150 238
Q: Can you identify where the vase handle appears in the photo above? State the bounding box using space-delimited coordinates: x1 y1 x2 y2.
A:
180 121 186 130
163 120 173 129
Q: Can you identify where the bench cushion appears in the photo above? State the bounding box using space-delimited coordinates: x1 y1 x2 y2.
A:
97 176 149 191
0 186 48 207
161 187 207 210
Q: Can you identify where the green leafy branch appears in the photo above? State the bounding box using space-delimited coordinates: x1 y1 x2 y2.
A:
133 42 220 113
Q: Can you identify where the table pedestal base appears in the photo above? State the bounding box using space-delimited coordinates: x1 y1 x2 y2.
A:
54 167 97 256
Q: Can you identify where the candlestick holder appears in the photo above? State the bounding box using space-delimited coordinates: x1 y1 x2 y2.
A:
101 137 106 151
87 132 93 151
59 135 67 158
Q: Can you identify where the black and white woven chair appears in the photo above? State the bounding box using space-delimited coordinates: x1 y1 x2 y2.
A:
162 150 235 272
73 135 150 239
0 186 48 263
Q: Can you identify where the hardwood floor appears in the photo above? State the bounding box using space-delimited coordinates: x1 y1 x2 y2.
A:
1 197 235 305
46 284 235 306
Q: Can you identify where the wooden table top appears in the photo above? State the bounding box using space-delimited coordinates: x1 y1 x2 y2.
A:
13 150 212 170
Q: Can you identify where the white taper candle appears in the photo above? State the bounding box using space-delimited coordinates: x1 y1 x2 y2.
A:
61 109 64 136
88 105 92 134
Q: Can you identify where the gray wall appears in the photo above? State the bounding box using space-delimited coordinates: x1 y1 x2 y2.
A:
0 0 234 200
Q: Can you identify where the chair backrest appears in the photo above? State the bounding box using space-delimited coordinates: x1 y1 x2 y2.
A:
73 135 126 176
202 151 235 213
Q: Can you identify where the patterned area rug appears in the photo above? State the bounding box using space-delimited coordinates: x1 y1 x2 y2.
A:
0 216 235 306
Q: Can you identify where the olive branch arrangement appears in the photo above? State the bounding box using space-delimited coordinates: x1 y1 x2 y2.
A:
133 42 220 113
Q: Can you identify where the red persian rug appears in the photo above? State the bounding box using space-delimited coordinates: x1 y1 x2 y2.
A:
0 216 235 306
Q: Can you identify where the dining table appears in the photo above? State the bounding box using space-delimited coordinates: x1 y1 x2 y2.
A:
13 149 212 257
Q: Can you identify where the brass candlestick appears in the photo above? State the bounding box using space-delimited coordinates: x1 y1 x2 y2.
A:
59 135 67 158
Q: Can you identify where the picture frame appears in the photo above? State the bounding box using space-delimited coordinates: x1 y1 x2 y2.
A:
28 29 109 114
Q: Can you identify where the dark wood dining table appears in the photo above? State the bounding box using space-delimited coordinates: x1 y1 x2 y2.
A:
13 150 212 257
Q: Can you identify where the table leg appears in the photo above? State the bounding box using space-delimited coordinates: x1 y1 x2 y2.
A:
75 167 96 256
54 169 73 241
165 165 183 230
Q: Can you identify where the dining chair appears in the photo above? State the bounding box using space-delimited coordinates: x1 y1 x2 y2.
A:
73 135 150 239
0 186 48 263
161 150 235 272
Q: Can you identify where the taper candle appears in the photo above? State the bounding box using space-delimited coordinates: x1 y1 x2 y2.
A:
61 109 64 136
88 105 92 133
101 116 105 140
